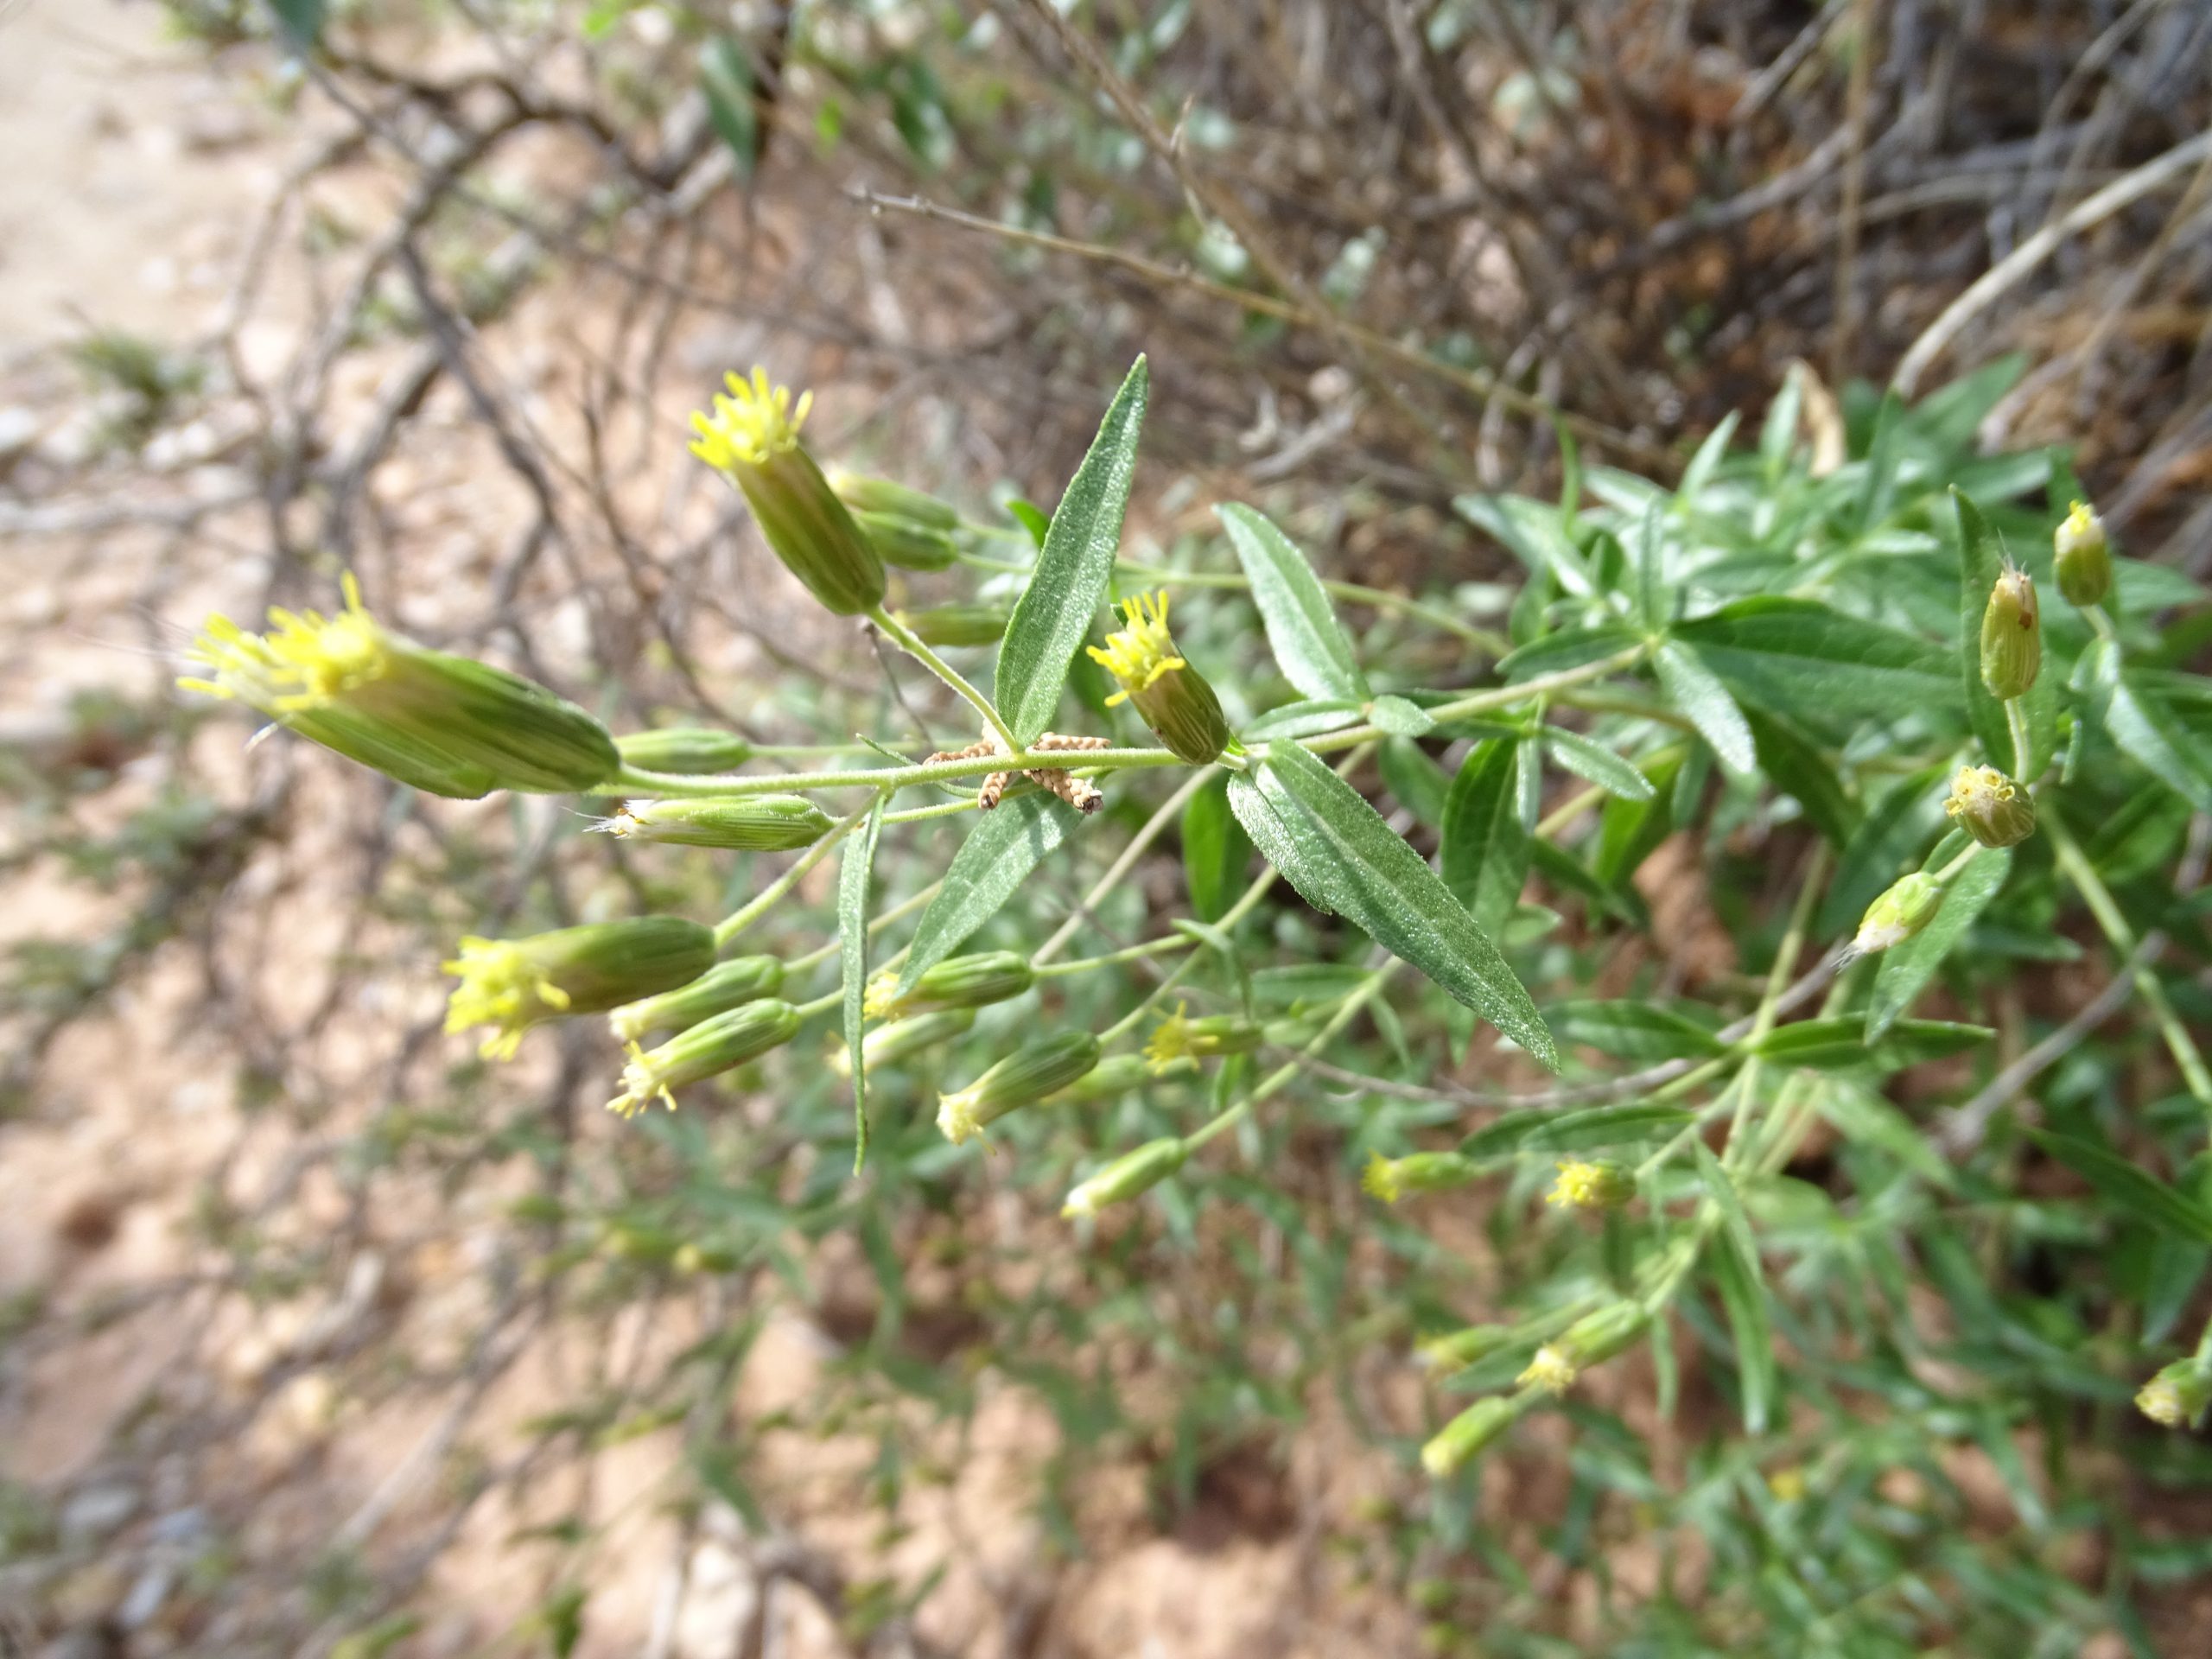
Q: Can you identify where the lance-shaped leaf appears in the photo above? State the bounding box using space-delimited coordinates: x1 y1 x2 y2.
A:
1864 846 2011 1040
1459 1102 1697 1158
995 357 1148 745
1673 597 1960 724
840 795 885 1173
1229 742 1555 1068
1182 773 1254 923
1543 728 1655 803
1655 639 1756 775
1441 739 1530 938
2029 1131 2212 1244
1217 503 1370 702
1548 1000 1725 1063
2107 673 2212 813
901 793 1085 988
1697 1144 1777 1434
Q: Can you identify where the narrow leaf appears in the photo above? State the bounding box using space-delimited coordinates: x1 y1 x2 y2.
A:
1954 488 2024 766
1182 773 1253 923
1548 1000 1724 1063
1460 1103 1697 1158
1655 640 1756 775
1673 597 1960 722
2108 675 2212 813
1377 737 1449 827
1218 503 1370 701
1230 743 1556 1066
1440 740 1529 937
1758 1016 1993 1071
700 37 760 177
1745 708 1856 845
1696 1143 1777 1434
841 796 886 1172
901 793 1084 988
1543 728 1655 802
1368 695 1435 736
2028 1131 2212 1244
1865 847 2011 1039
995 358 1149 745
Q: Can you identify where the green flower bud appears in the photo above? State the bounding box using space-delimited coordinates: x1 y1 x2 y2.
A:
1363 1150 1479 1205
866 950 1033 1020
2054 500 2112 608
937 1030 1101 1144
1061 1136 1189 1219
615 727 753 774
1141 1001 1263 1073
1980 568 2041 701
1414 1325 1518 1372
2137 1357 2212 1429
594 795 833 851
444 918 715 1059
894 603 1010 648
828 471 960 531
1420 1397 1520 1478
826 1008 976 1078
690 370 886 615
607 997 800 1116
853 510 960 572
1086 590 1231 765
1943 764 2036 849
1555 1300 1647 1369
1853 872 1942 955
609 955 784 1044
1042 1051 1173 1102
1544 1159 1636 1211
181 574 619 798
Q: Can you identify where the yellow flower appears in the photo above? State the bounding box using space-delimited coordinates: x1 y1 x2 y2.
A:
688 368 812 470
861 970 903 1020
1944 764 2036 849
1362 1150 1404 1205
180 570 390 714
1088 590 1187 704
442 937 572 1062
1145 1001 1195 1071
1546 1159 1634 1211
1517 1344 1577 1393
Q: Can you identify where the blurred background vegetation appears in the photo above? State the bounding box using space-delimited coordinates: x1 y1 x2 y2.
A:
3 1 2212 1655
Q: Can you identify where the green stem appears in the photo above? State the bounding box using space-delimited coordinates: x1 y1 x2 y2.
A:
711 802 874 950
1186 963 1400 1149
867 603 1019 753
1033 768 1211 965
2005 696 2033 781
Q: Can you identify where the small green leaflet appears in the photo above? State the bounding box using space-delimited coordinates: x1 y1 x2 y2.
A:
1377 737 1449 827
1229 742 1556 1068
1440 740 1530 938
900 793 1085 988
1548 1000 1724 1063
1459 1102 1697 1158
1696 1142 1777 1434
1182 773 1253 924
267 0 325 47
1498 626 1643 683
840 796 885 1173
995 357 1148 746
1673 597 1961 723
1745 708 1856 845
1217 504 1370 702
1368 695 1435 735
1654 639 1756 775
2029 1131 2212 1244
1543 728 1654 802
1004 498 1051 549
2107 674 2212 813
1758 1016 1993 1071
700 37 760 177
1865 847 2011 1040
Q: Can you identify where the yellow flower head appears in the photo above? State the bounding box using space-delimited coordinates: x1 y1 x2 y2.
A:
442 936 572 1061
179 571 391 715
607 1041 677 1119
2138 1375 2186 1427
689 368 813 472
1945 764 2014 823
1087 590 1187 705
1144 1001 1195 1072
2062 500 2098 546
937 1084 988 1147
1546 1159 1632 1211
861 969 909 1020
1361 1151 1404 1205
1517 1344 1577 1394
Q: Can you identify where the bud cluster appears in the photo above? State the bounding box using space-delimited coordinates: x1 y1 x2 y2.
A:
444 918 715 1060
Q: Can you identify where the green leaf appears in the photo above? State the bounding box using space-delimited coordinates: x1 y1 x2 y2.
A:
1377 737 1449 827
1818 765 1947 939
1230 743 1555 1066
1454 493 1595 596
1745 708 1856 844
267 0 326 47
1696 1144 1777 1434
1217 504 1370 702
1760 364 1804 480
699 37 760 177
1673 598 1959 723
1182 773 1253 923
1440 740 1530 938
1498 625 1643 683
1593 750 1683 889
1459 1102 1697 1158
1865 847 2012 1039
1542 728 1655 802
2107 674 2212 812
1548 1000 1723 1063
901 793 1085 988
1654 640 1755 775
1675 410 1739 509
995 358 1149 746
1856 391 1904 531
1004 498 1050 549
2028 1131 2212 1244
1368 695 1435 736
840 797 885 1173
1758 1016 1993 1071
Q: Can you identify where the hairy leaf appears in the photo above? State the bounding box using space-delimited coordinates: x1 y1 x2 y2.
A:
1655 639 1756 775
1548 1000 1724 1063
1183 773 1254 924
1543 728 1656 803
1460 1103 1697 1158
1674 598 1959 723
902 794 1085 988
1441 740 1529 938
1217 504 1370 702
1697 1144 1777 1434
840 796 885 1172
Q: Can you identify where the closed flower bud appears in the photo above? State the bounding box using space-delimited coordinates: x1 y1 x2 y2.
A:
1061 1136 1189 1218
1944 764 2036 849
607 997 800 1116
1043 1051 1172 1102
1420 1397 1520 1478
867 950 1034 1020
2136 1358 2212 1429
609 955 784 1044
1545 1159 1635 1211
1363 1150 1479 1205
1980 568 2041 701
828 471 960 531
826 1008 976 1078
690 369 886 615
1142 1001 1263 1073
895 603 1010 648
1415 1325 1517 1371
181 574 619 798
937 1030 1101 1144
1853 872 1942 954
853 510 960 572
615 728 753 774
444 918 715 1059
2054 500 2112 608
594 795 834 851
1556 1300 1647 1369
1086 590 1231 765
